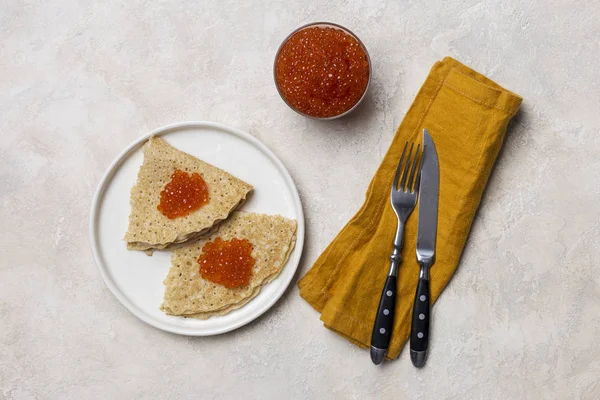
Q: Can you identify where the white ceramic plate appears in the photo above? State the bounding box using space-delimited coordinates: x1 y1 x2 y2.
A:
90 121 304 336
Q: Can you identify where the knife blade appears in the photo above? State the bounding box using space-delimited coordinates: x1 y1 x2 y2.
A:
410 128 439 368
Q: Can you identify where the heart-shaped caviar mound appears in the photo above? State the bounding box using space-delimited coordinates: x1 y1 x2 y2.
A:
198 237 255 288
157 169 209 219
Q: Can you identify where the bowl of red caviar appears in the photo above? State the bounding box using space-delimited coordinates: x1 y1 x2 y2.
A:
274 22 371 120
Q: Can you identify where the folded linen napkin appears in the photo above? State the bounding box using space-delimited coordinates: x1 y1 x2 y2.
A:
298 57 522 360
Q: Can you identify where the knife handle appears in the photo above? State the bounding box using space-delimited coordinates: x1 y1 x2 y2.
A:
410 276 430 367
370 275 396 364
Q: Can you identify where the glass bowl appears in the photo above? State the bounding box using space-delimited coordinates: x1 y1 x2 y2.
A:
273 22 372 120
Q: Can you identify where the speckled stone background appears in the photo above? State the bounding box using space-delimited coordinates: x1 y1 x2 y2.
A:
2 0 600 399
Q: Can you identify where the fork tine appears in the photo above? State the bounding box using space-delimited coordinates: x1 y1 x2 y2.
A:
392 142 408 192
399 143 414 191
407 144 421 193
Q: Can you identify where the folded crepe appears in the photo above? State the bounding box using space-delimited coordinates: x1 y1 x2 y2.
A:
124 137 253 252
161 212 297 319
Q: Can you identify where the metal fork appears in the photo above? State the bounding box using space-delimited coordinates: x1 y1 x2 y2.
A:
370 141 422 365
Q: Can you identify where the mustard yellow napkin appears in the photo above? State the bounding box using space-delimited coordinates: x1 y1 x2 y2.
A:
298 57 522 360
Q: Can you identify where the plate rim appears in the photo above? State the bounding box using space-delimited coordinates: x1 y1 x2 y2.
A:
89 120 305 336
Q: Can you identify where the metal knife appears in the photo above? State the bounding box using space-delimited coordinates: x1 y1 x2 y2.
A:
410 128 439 368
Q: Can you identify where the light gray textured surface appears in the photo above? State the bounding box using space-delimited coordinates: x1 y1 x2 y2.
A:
2 0 600 399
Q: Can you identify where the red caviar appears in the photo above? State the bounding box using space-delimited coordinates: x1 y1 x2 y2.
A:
157 169 209 219
198 238 255 288
275 25 370 118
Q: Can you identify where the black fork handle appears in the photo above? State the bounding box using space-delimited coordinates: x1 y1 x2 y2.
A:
370 275 397 364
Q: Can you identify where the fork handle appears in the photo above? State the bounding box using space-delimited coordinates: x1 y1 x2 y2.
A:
370 275 396 364
410 276 430 368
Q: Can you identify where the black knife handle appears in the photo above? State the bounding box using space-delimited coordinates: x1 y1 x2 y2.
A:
370 275 396 364
410 277 430 367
